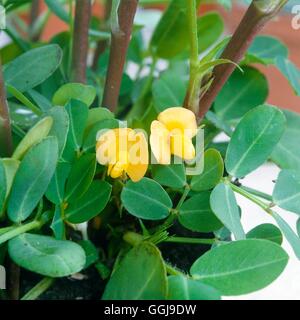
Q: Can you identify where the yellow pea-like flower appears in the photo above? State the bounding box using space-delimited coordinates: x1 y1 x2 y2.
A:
150 107 197 164
96 128 148 182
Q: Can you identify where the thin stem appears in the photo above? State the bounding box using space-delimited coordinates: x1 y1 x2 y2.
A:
240 185 273 202
6 85 42 116
175 185 190 211
198 0 288 120
229 182 272 214
21 277 54 300
102 0 139 111
0 219 46 246
71 0 92 83
0 55 13 157
165 236 216 245
184 0 200 113
164 262 186 277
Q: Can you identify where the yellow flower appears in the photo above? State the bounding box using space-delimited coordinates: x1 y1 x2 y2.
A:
150 107 197 164
96 128 148 182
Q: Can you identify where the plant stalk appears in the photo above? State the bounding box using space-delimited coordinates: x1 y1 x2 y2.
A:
165 236 216 245
184 0 200 113
29 0 41 41
21 277 54 300
102 0 139 111
198 0 288 120
71 0 92 83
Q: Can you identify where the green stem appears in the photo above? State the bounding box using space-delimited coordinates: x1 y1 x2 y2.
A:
0 218 47 245
165 236 216 245
229 182 272 213
164 262 186 277
21 277 54 300
175 185 190 211
240 185 273 202
6 85 42 116
183 0 200 113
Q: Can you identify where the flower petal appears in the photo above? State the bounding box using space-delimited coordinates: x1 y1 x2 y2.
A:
170 132 195 161
158 107 197 138
150 120 171 164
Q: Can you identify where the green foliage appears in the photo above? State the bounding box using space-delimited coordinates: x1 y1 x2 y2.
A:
121 178 172 220
152 163 186 189
247 224 283 245
225 105 286 178
102 242 167 300
190 239 288 295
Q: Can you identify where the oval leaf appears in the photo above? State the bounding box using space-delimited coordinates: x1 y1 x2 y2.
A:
8 233 86 277
179 192 223 233
273 170 300 215
225 105 286 178
152 163 186 189
247 223 283 245
4 44 62 93
167 275 221 300
66 180 112 224
12 116 53 160
121 178 172 220
8 137 59 223
65 153 96 203
191 149 224 192
102 242 167 300
210 183 245 240
190 239 288 295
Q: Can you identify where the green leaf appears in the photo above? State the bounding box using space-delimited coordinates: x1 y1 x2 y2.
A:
179 192 223 233
121 178 172 220
8 233 86 277
53 83 96 107
225 105 286 178
191 149 224 192
210 183 245 240
167 275 221 300
45 0 69 23
85 108 114 134
276 57 300 96
271 110 300 170
197 12 224 53
51 205 65 240
8 137 59 223
150 0 189 58
46 106 69 157
246 36 288 65
46 162 71 205
79 240 99 269
102 242 167 300
190 239 288 295
82 119 120 153
214 67 269 121
66 180 112 224
152 70 187 113
1 158 20 199
273 170 300 215
272 212 300 260
65 100 89 151
247 223 283 245
3 45 62 93
12 116 53 160
0 162 6 216
152 163 186 189
65 154 96 203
